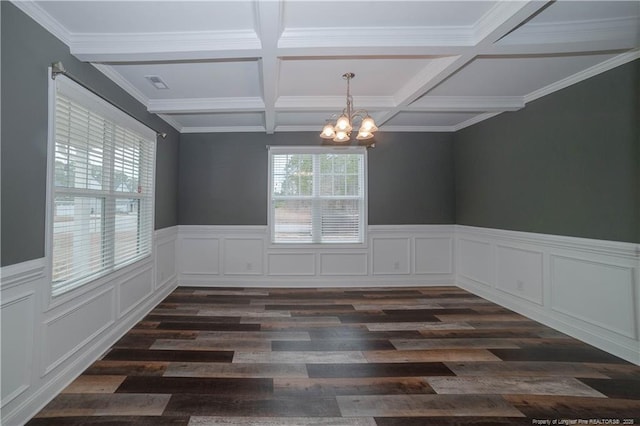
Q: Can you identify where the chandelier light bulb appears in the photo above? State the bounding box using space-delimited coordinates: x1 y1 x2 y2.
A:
320 123 336 139
360 116 378 132
356 130 374 140
335 114 352 132
333 131 350 143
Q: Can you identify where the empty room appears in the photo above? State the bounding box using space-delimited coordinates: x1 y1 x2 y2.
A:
1 0 639 425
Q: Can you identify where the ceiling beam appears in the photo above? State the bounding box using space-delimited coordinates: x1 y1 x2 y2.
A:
375 0 552 127
148 97 265 114
255 0 282 134
407 96 524 112
275 96 396 112
71 30 262 63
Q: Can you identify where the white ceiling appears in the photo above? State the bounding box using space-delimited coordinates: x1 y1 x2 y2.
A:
15 0 640 134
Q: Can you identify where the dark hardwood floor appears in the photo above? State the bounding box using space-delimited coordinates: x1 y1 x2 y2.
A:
28 286 640 425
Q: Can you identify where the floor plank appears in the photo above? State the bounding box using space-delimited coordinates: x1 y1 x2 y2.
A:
25 286 640 425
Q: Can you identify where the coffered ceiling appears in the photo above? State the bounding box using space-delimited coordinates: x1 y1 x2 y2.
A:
14 0 640 134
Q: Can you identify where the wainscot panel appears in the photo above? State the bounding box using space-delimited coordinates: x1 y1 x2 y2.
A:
496 245 544 305
320 253 368 276
155 226 178 290
0 227 179 426
415 237 454 274
268 253 316 276
177 225 456 287
455 225 640 365
1 291 37 406
119 268 154 317
224 238 264 275
458 238 492 286
550 254 636 339
372 237 411 275
43 288 116 374
179 236 220 275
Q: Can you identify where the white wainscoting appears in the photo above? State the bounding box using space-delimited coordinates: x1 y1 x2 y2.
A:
178 225 456 287
0 226 179 426
455 225 640 365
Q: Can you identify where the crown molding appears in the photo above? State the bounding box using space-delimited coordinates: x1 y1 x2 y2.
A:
274 125 323 132
180 126 266 134
524 49 640 104
408 96 524 112
92 64 185 132
499 16 640 46
91 63 149 106
380 125 456 133
156 114 183 133
10 0 72 45
71 30 262 62
148 97 265 114
453 112 503 131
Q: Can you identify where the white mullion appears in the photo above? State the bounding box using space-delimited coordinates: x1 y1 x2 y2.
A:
311 154 322 244
102 121 116 270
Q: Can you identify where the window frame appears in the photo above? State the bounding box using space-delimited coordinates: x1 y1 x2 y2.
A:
268 145 368 248
45 71 156 301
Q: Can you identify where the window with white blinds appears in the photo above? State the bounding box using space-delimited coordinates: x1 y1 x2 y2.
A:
269 146 366 244
49 75 156 296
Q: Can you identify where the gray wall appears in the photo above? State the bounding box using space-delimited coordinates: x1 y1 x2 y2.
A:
178 132 455 225
454 59 639 243
1 2 179 267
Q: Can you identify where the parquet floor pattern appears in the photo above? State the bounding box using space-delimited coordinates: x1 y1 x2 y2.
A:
28 286 640 425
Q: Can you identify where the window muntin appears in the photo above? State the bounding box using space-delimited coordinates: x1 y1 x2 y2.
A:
269 147 366 245
49 75 155 296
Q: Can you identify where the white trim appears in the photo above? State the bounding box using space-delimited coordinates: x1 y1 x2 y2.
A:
148 97 265 114
453 112 502 131
278 26 474 50
91 64 150 108
70 30 262 62
0 258 46 291
524 49 640 104
180 126 266 134
156 114 183 133
176 224 454 287
0 227 179 425
41 287 116 376
499 16 640 46
407 96 524 112
90 64 181 132
0 291 36 406
379 125 457 133
275 96 396 111
455 225 640 365
455 225 639 260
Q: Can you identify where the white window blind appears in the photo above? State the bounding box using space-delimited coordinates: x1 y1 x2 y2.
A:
269 146 366 244
50 75 156 296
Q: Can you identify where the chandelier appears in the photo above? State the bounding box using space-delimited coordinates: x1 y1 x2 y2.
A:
320 72 378 142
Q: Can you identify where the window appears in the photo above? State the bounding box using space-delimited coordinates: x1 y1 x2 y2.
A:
49 75 156 296
269 146 367 244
